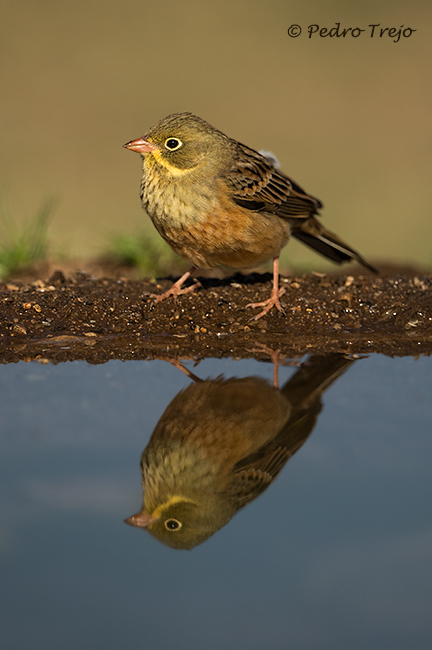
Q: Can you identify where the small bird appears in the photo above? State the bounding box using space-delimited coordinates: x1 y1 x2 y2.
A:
124 354 354 549
124 113 377 319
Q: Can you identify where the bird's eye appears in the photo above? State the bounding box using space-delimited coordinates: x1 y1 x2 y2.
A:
164 137 182 151
165 518 182 531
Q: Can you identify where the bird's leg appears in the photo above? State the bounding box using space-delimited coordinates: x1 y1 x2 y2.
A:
249 345 282 387
149 267 199 304
247 344 300 388
246 256 286 320
168 359 203 383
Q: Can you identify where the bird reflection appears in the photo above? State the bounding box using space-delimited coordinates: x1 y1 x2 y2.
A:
125 354 354 549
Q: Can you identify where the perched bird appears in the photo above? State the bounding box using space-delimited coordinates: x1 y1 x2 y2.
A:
124 354 354 549
124 113 377 319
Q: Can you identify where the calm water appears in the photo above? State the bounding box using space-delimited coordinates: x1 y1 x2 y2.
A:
1 354 431 650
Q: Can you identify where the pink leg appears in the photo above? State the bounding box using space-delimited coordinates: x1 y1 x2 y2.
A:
149 267 198 304
247 344 288 387
246 256 286 320
168 359 203 383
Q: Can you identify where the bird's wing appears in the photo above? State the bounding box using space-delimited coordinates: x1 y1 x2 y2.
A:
226 404 321 510
224 141 322 217
226 443 292 510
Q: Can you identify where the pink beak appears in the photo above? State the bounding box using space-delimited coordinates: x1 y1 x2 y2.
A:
123 137 159 154
124 510 158 528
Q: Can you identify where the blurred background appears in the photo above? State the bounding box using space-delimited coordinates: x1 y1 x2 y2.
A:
1 0 431 273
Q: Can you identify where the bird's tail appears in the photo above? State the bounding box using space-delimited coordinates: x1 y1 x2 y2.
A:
275 354 356 454
281 354 355 409
291 217 378 273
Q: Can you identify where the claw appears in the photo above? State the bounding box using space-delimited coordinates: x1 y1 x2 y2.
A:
146 268 198 305
246 286 286 321
246 344 283 387
150 283 197 305
246 255 286 321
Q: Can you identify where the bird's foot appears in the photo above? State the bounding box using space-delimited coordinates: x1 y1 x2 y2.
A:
148 271 200 305
247 344 282 387
150 283 198 305
168 359 203 383
246 287 286 321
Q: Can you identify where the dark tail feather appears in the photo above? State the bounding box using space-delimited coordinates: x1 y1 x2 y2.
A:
291 217 378 274
281 354 355 408
274 354 356 456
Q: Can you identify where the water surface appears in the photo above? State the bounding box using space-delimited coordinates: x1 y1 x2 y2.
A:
1 354 431 649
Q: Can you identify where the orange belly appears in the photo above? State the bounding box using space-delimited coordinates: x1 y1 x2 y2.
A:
154 203 290 270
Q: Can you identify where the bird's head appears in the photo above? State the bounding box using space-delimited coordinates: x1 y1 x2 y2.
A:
123 112 230 176
125 493 233 550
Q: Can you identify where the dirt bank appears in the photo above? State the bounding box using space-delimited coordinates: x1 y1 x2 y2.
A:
1 266 431 363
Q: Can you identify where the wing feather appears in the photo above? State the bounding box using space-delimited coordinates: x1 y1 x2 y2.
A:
224 141 322 218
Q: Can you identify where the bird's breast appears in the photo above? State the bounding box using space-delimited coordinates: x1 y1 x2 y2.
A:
140 163 217 226
142 439 222 510
140 165 290 269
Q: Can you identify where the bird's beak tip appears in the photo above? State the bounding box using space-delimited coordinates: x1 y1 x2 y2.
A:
123 138 158 154
124 510 158 528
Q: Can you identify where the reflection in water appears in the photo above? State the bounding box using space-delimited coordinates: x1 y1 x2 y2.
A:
125 354 355 549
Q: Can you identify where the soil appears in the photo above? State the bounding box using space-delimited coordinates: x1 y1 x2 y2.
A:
1 262 431 364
